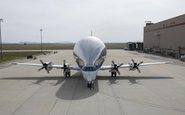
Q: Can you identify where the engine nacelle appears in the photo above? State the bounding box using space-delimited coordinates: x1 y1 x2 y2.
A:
128 59 143 73
129 66 136 71
128 62 135 70
63 60 71 77
45 62 53 72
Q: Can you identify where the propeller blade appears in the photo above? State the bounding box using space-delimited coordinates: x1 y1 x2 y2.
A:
131 59 135 63
112 60 115 65
117 63 124 68
38 60 52 74
137 61 143 66
116 69 120 75
63 60 67 69
40 60 44 64
110 61 124 76
38 67 44 71
136 67 141 73
46 69 50 74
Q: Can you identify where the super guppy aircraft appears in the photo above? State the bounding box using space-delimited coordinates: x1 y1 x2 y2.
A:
13 36 171 88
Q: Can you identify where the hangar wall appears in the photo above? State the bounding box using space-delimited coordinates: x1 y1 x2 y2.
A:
143 14 185 58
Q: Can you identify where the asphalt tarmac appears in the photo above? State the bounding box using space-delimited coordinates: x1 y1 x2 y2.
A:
0 50 185 115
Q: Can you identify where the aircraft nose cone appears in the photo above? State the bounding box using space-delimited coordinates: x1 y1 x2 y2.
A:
73 36 106 66
82 71 97 82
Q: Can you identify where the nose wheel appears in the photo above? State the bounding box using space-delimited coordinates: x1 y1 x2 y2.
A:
87 82 94 88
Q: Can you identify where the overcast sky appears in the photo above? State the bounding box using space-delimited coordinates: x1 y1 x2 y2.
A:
0 0 185 43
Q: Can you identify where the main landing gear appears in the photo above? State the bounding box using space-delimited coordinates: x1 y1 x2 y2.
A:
109 60 123 77
63 60 71 78
64 71 70 77
111 72 117 77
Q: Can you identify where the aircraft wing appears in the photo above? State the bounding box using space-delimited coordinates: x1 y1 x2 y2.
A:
51 64 80 70
12 62 43 67
12 62 80 70
100 61 173 70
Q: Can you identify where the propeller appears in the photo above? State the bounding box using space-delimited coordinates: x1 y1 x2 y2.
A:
109 60 123 75
129 59 143 73
63 60 70 73
38 60 52 73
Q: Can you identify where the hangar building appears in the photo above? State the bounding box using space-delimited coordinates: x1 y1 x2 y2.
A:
143 14 185 58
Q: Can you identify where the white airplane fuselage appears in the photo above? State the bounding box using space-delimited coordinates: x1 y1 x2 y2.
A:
73 36 106 84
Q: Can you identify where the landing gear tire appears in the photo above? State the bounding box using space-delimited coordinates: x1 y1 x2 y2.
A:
68 72 70 77
111 72 117 77
87 82 94 89
64 72 71 78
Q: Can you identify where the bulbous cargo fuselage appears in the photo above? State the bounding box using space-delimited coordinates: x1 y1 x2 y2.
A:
73 36 107 83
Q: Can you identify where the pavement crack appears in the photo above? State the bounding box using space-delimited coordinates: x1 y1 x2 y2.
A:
65 78 79 115
109 85 126 115
48 99 58 115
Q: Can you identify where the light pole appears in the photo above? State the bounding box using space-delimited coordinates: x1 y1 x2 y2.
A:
40 29 43 52
0 19 3 60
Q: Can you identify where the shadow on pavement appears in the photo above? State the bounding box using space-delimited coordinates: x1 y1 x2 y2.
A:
0 74 173 100
97 75 173 85
55 72 99 100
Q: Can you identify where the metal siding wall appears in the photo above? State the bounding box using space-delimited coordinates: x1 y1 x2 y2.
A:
144 14 185 51
160 25 185 50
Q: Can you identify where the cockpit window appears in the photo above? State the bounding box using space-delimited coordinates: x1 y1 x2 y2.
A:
82 66 95 71
94 48 106 67
94 58 104 67
77 58 84 67
99 48 106 58
73 47 106 70
73 52 85 68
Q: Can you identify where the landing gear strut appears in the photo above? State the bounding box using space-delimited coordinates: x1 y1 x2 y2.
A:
111 72 117 77
63 60 71 77
87 82 94 88
64 72 70 77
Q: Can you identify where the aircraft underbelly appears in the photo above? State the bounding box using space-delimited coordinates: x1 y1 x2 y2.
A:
82 71 97 83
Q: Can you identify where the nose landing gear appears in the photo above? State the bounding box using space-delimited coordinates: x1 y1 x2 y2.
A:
87 82 94 89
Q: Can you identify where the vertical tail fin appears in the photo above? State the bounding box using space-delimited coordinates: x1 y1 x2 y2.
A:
91 30 93 36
